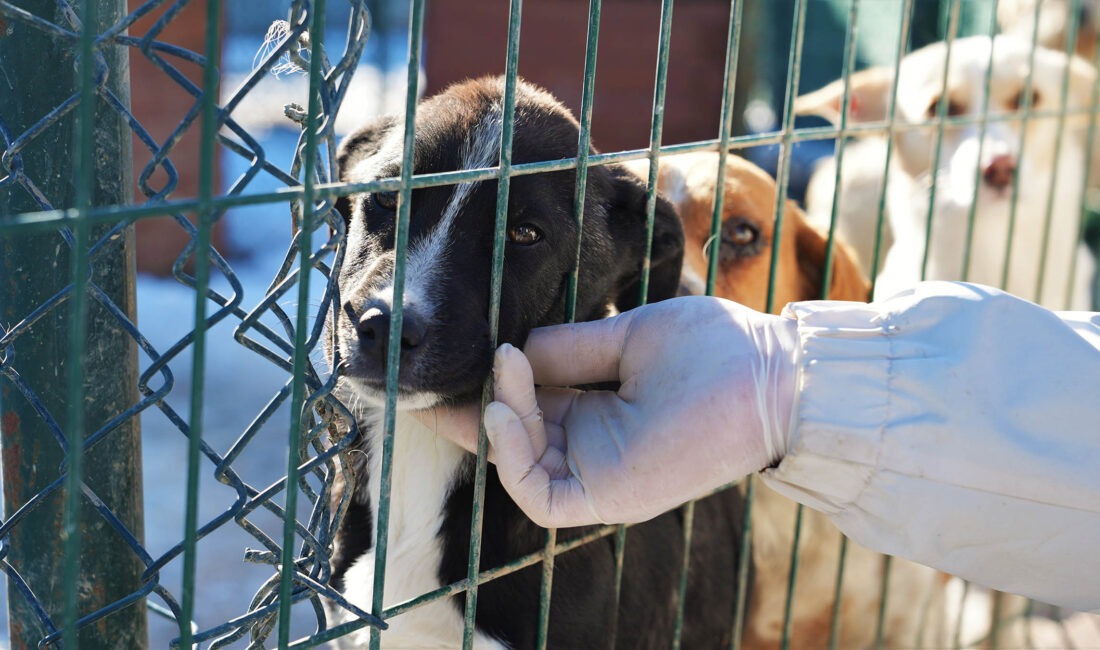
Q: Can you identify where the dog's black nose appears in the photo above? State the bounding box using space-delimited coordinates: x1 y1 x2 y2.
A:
357 303 390 346
355 300 427 360
982 154 1016 190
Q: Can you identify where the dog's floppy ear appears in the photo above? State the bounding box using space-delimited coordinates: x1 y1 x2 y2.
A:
605 164 685 312
334 114 398 221
793 204 871 302
337 114 398 174
795 67 894 125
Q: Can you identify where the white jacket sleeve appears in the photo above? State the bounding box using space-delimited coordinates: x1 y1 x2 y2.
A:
760 281 1100 613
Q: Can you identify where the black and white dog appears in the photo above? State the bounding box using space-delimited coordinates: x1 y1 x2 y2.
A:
325 76 745 649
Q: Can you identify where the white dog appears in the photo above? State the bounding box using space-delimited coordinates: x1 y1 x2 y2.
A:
998 0 1098 61
798 35 1096 309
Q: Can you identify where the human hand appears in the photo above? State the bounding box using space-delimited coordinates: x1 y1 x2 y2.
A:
481 296 801 528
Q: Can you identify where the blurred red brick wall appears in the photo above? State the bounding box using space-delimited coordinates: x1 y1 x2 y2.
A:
425 0 732 153
128 0 225 276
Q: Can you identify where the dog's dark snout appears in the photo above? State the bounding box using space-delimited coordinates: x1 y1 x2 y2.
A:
982 154 1016 190
354 300 427 359
399 312 426 349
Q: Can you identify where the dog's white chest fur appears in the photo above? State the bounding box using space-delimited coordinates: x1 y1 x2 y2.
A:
330 412 507 649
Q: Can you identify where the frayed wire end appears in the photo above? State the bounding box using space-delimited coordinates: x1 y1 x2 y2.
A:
254 19 310 77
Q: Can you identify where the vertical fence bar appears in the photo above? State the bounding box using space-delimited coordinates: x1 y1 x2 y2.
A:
919 0 962 283
607 528 627 649
62 1 98 646
874 1 959 639
715 7 750 644
1000 0 1044 294
868 0 916 288
639 1 684 646
820 3 862 645
952 580 971 649
872 555 892 649
767 3 809 648
730 479 753 650
542 0 603 645
765 0 807 315
822 0 862 301
958 0 1001 288
565 5 602 324
277 0 329 646
1032 0 1082 307
706 5 746 650
180 0 223 646
639 0 675 304
463 2 523 647
826 537 849 650
707 0 743 298
988 589 1005 650
0 1 146 647
369 1 427 647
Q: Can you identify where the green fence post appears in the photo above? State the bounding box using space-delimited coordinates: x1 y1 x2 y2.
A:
0 1 146 648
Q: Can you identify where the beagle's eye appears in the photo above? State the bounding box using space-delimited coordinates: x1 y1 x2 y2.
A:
507 223 543 246
1009 89 1041 111
370 191 399 212
719 217 765 260
927 95 965 119
722 220 759 247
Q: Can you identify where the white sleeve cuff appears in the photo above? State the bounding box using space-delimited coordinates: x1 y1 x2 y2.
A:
758 282 1100 611
761 299 893 514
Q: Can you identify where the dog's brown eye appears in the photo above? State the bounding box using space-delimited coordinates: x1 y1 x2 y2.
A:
717 217 761 260
1009 89 1041 111
371 191 399 211
927 95 964 119
723 221 759 247
718 218 764 262
507 223 543 246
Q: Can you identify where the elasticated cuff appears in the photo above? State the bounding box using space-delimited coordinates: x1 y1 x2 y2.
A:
760 299 897 514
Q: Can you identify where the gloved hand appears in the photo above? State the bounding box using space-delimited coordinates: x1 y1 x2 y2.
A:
422 296 803 528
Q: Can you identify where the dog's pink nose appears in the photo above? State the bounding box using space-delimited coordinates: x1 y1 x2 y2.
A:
982 154 1016 190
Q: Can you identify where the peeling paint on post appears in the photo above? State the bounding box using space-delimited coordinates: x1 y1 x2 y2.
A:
0 1 146 648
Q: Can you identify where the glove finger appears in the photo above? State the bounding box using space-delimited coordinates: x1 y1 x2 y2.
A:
495 341 627 455
523 310 637 387
493 345 587 457
484 401 600 528
493 343 548 460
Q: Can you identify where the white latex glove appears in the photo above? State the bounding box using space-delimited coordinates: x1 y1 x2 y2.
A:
483 295 801 528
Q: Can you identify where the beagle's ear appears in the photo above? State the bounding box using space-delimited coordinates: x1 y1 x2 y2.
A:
795 67 894 125
794 205 872 302
605 164 686 312
334 114 399 222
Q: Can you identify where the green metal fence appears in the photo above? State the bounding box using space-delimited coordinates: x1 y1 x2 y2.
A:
0 0 1097 648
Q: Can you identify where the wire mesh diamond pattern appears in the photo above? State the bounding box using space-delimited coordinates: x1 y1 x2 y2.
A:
0 0 377 646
